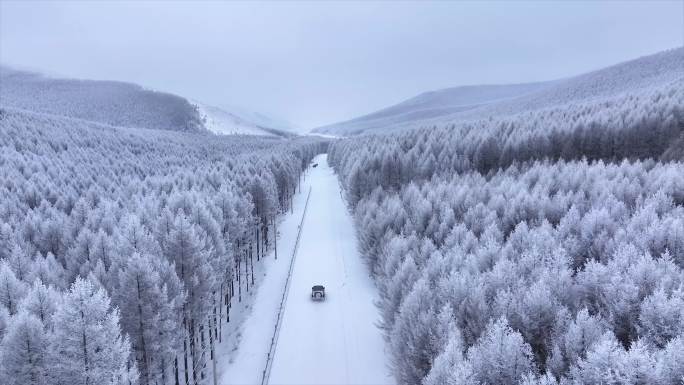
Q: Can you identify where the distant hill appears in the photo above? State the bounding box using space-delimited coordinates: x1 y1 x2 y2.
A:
0 66 295 137
314 82 553 135
314 47 684 136
0 66 204 132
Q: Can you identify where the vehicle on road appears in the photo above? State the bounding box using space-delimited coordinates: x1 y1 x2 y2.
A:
312 163 318 168
311 285 325 300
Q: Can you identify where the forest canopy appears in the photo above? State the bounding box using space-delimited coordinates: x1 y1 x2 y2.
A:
0 106 327 384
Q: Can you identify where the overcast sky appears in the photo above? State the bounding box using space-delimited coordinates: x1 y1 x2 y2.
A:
1 1 682 129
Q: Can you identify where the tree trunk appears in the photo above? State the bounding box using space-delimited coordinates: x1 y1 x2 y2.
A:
183 324 190 385
251 247 255 286
81 310 90 385
218 285 223 342
175 357 180 385
256 227 260 261
136 276 149 385
245 247 250 293
209 317 218 385
237 254 242 302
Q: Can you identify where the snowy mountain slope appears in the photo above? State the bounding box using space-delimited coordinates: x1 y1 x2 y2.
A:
314 47 684 136
220 103 301 134
460 46 684 120
0 66 204 132
314 81 553 135
195 102 294 137
0 66 295 137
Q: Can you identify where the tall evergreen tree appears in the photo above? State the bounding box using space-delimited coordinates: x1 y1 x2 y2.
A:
0 262 27 316
49 278 138 385
0 312 48 385
112 252 183 385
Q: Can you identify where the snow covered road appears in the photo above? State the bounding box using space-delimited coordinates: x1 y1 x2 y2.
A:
218 154 393 385
268 154 394 385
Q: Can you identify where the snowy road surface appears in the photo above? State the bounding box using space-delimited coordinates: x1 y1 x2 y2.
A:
268 154 394 385
217 158 315 384
217 154 393 385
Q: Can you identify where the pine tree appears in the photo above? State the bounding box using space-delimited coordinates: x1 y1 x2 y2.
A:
390 278 439 385
422 328 466 385
0 261 28 315
65 229 96 283
655 335 684 385
7 243 31 282
18 281 59 329
164 214 215 324
466 317 535 385
113 252 183 385
114 215 161 262
49 278 138 385
0 223 13 260
0 305 9 340
163 214 215 385
27 253 66 289
0 312 48 385
638 288 684 348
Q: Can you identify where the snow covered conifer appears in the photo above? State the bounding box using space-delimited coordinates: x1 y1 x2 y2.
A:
655 335 684 385
638 288 684 348
91 230 115 272
0 223 13 260
0 261 28 315
379 253 419 332
390 278 441 385
165 214 215 322
114 215 161 262
422 328 466 385
465 317 535 385
65 228 97 282
49 277 138 385
18 281 59 329
154 207 175 257
0 312 48 385
568 331 658 384
27 253 65 289
7 243 31 282
113 252 183 385
39 218 65 263
549 308 606 376
0 305 9 340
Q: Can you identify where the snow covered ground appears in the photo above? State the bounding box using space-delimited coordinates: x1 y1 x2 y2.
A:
217 154 394 385
194 102 297 137
269 155 393 385
196 102 279 136
215 169 312 384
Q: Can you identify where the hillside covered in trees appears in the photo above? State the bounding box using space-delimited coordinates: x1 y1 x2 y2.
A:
0 66 206 132
0 67 295 137
329 47 684 385
2 2 683 385
316 47 683 136
0 106 327 384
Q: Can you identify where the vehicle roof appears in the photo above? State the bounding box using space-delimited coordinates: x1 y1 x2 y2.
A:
312 285 325 290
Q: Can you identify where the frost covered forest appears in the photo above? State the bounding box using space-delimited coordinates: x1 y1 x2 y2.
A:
0 67 205 132
329 53 684 383
0 106 327 385
1 6 683 383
